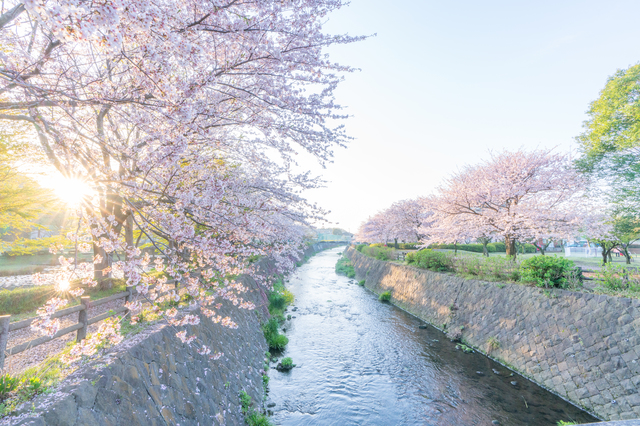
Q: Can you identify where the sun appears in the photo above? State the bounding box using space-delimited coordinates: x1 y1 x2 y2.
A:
52 176 93 207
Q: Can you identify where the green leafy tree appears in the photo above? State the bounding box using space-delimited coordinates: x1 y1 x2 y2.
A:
577 63 640 157
0 136 62 254
576 64 640 213
611 215 640 264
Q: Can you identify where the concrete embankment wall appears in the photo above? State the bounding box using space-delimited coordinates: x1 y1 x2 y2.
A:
346 247 640 421
304 241 346 258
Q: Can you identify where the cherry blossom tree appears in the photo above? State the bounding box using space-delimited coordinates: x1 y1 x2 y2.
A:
356 211 390 244
0 0 362 359
356 198 427 247
427 149 585 258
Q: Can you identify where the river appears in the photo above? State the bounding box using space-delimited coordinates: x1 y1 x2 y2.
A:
265 247 598 426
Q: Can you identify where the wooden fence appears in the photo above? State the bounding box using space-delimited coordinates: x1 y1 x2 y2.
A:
0 281 175 370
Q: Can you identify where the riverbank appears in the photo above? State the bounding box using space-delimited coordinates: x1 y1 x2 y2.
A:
346 247 640 421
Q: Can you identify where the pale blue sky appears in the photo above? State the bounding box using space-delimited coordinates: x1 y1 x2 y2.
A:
302 0 640 232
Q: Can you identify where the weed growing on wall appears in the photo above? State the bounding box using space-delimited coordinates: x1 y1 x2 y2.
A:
239 390 273 426
456 344 473 353
335 257 356 278
379 291 391 302
262 318 289 351
487 337 500 352
267 279 294 322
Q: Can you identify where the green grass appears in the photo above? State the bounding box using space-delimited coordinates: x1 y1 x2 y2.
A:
378 291 391 302
435 249 636 269
335 257 355 278
280 357 293 369
0 342 75 417
358 280 365 286
0 253 93 276
0 280 127 322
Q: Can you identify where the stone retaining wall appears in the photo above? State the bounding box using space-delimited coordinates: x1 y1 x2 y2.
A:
346 247 640 421
3 271 270 426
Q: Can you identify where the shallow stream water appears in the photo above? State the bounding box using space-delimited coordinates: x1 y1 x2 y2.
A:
266 247 598 426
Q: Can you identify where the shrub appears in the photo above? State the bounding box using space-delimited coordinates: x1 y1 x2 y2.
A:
397 243 419 249
430 243 492 253
406 249 453 272
519 256 576 288
356 244 368 252
281 357 294 369
379 291 391 302
487 242 506 252
335 257 356 278
596 263 639 290
358 280 365 286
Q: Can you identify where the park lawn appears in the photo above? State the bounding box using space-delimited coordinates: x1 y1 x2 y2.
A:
0 253 93 276
0 280 127 322
434 249 635 270
0 268 167 321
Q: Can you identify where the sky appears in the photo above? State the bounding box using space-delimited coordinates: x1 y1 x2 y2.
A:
300 0 640 233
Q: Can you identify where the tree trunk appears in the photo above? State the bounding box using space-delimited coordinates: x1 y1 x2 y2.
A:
505 236 516 259
600 243 608 265
608 251 613 263
482 241 489 257
454 242 457 256
394 238 398 249
623 248 631 264
93 243 112 289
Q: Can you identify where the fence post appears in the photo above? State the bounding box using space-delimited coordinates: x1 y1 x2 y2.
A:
0 315 10 370
77 297 90 342
124 286 133 316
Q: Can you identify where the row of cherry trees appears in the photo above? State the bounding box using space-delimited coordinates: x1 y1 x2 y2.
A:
357 148 620 258
1 0 360 360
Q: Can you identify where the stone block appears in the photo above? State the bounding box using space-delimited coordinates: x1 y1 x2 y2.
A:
42 394 77 426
